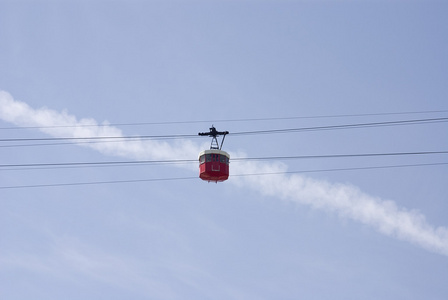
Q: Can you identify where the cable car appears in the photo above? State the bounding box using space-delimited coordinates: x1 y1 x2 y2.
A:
198 126 230 182
198 149 230 182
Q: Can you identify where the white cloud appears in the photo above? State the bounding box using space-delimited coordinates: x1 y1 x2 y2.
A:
237 168 448 255
1 90 447 256
0 91 202 164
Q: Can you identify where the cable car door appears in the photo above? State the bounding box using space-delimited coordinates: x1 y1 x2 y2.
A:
211 154 220 172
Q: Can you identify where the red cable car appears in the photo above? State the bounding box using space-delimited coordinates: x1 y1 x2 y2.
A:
198 126 230 182
198 149 230 182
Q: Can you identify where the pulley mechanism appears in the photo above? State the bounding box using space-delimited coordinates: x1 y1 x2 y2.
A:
198 126 229 150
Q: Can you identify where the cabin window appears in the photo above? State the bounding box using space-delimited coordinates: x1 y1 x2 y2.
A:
206 154 211 162
199 155 205 164
220 155 226 163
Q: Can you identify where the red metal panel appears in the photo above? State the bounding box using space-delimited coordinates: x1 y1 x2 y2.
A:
199 161 229 182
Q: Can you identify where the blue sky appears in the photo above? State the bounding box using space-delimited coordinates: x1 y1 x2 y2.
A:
1 1 447 299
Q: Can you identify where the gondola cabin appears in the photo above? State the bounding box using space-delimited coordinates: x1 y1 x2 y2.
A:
198 149 230 182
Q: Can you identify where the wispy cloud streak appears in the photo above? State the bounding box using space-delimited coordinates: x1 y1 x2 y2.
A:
233 160 448 256
1 90 447 256
0 91 202 164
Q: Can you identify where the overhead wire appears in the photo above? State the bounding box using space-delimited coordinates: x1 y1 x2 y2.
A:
230 117 448 136
1 162 447 190
0 176 199 190
232 162 448 177
1 111 446 190
1 151 447 171
0 109 447 130
0 133 198 142
1 117 447 148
